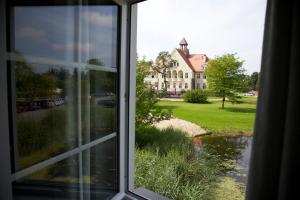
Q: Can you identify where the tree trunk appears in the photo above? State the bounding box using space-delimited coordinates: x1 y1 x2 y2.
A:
164 77 167 90
222 96 225 109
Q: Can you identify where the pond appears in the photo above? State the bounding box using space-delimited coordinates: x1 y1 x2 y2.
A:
199 135 253 185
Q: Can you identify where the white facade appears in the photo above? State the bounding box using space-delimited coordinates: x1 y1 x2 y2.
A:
145 38 208 94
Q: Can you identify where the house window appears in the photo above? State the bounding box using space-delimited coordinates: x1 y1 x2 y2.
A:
162 83 164 88
203 83 207 89
173 83 176 88
2 2 120 199
167 83 170 88
172 70 177 78
179 83 182 88
185 83 188 89
185 73 188 78
167 71 171 78
196 73 201 79
203 75 206 79
179 71 183 78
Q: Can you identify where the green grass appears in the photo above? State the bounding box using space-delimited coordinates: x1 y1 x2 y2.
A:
135 126 244 200
158 97 257 135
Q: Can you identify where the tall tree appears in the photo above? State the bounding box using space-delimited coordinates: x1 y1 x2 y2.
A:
152 51 175 91
206 54 247 109
136 58 159 125
250 72 260 91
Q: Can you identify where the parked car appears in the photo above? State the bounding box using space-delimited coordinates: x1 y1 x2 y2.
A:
244 92 255 96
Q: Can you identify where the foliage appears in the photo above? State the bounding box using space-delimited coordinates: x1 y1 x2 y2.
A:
249 72 260 91
136 58 171 126
206 54 247 109
158 97 257 135
135 126 244 200
183 90 209 103
152 51 175 91
136 126 193 155
15 60 57 99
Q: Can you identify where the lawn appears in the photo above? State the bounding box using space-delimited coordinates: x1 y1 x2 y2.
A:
158 97 257 135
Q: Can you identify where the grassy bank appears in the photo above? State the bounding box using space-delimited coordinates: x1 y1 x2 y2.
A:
158 97 257 135
135 126 244 200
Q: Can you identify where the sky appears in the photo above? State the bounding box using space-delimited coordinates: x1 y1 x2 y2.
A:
136 0 267 74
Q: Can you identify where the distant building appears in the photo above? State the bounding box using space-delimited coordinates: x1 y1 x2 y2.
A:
145 38 209 94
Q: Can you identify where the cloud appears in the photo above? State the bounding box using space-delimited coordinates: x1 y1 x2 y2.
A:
52 42 96 54
82 11 115 27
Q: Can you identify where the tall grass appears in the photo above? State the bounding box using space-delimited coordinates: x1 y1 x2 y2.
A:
135 126 244 200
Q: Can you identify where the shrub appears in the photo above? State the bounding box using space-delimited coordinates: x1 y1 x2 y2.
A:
135 126 192 156
183 89 208 103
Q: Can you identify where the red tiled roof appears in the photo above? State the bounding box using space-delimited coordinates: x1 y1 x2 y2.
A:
176 49 208 72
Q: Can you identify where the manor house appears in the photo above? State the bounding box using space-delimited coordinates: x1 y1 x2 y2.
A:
145 38 209 94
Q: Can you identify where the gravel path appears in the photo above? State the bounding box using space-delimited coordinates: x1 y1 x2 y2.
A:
154 118 207 137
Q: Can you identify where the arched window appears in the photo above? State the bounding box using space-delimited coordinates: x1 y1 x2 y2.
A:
172 70 177 78
178 70 183 78
167 71 171 78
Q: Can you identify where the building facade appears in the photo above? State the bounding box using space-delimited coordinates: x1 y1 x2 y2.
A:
145 38 209 94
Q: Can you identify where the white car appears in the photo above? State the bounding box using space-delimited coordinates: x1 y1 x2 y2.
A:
244 92 255 96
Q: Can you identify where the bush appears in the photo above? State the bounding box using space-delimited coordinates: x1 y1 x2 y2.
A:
183 90 208 103
135 126 193 156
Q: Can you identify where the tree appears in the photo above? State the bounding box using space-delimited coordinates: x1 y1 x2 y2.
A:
206 54 247 109
152 51 175 92
135 57 172 126
249 72 260 91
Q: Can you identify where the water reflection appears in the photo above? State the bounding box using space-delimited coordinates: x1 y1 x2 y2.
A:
201 135 252 184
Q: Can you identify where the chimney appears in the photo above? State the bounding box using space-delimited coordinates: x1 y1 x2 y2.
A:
179 37 189 57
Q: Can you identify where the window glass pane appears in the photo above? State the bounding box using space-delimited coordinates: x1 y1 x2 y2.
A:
13 5 118 68
81 70 117 144
13 6 77 63
12 61 78 171
80 6 118 68
83 138 118 199
13 155 80 200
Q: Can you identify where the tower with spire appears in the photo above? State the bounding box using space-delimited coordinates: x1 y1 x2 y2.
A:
179 37 189 57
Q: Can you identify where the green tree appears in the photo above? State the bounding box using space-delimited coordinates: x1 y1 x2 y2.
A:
250 72 260 91
152 51 175 92
206 54 247 109
15 61 57 99
136 58 159 125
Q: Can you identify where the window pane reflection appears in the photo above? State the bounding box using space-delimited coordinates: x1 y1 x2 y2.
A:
13 155 80 200
13 5 118 68
12 61 78 171
81 70 117 144
83 138 118 199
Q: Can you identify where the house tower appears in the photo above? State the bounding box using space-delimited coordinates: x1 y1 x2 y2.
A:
179 37 189 57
